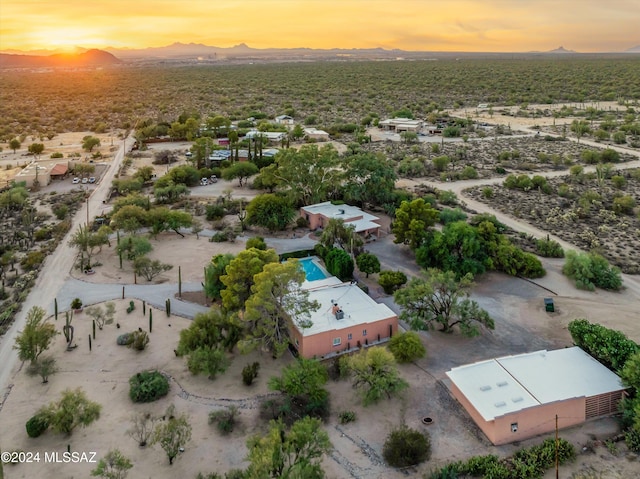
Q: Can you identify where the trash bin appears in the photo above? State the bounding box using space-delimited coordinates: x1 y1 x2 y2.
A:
544 298 554 313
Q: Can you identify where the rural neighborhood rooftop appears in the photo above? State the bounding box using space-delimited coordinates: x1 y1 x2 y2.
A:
298 279 396 336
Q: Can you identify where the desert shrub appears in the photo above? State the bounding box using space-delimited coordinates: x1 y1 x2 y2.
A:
116 333 133 346
378 270 407 294
34 227 52 241
245 236 266 250
482 187 494 198
127 330 149 351
568 319 638 371
205 204 226 221
241 362 260 386
625 428 640 452
437 190 458 205
20 251 45 271
129 371 169 403
338 411 356 424
26 411 50 438
563 250 622 291
52 204 68 220
383 425 431 467
460 166 478 179
208 406 239 435
438 208 467 225
388 331 426 363
296 216 309 228
535 237 564 258
612 195 636 215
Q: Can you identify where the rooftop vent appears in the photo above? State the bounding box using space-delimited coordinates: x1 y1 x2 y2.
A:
512 396 524 403
494 401 506 408
338 209 345 214
480 385 492 392
497 381 508 387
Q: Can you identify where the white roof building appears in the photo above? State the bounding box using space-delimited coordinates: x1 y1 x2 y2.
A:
447 347 627 444
300 201 381 235
379 118 424 132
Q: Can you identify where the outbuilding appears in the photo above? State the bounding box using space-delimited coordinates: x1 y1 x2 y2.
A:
446 347 626 445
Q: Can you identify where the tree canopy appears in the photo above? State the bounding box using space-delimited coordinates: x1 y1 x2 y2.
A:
220 248 279 311
394 269 495 337
392 198 439 249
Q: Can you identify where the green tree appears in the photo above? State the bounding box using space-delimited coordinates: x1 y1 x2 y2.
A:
186 346 230 380
563 250 622 291
343 347 408 405
44 388 102 436
268 144 342 204
177 308 242 356
246 194 295 232
325 248 354 281
82 135 101 152
245 417 331 479
268 358 329 419
344 152 397 208
69 224 110 269
151 411 192 465
220 248 278 311
27 356 58 384
28 142 45 157
110 205 149 233
378 270 407 294
320 218 363 252
112 178 144 196
246 236 267 250
153 181 190 204
14 306 58 364
222 162 259 186
116 235 152 261
91 449 133 479
356 252 380 278
242 261 319 357
388 331 426 363
392 198 439 249
9 138 21 153
147 208 193 237
394 269 495 336
133 257 173 281
620 351 640 393
204 254 234 301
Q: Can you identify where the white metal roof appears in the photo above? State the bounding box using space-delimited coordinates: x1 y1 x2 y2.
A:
296 281 396 336
301 201 380 225
446 347 625 421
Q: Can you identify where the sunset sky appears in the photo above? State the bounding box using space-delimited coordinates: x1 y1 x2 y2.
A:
1 0 638 53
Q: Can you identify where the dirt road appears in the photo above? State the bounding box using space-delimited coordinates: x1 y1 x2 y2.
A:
0 136 133 398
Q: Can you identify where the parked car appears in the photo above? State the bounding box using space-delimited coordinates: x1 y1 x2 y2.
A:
210 175 218 183
72 177 80 184
200 178 209 186
81 177 88 184
88 177 96 183
186 151 192 157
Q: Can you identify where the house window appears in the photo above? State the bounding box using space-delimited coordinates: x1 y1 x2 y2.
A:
295 339 299 346
362 329 367 337
333 337 341 347
347 333 352 341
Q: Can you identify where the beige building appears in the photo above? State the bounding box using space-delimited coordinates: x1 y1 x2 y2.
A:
303 128 330 141
379 117 424 132
447 347 626 445
300 201 382 237
13 162 51 188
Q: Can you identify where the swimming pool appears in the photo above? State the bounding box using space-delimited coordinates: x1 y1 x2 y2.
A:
299 257 328 281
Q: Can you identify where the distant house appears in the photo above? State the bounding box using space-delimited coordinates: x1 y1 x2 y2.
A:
446 347 627 445
300 201 382 237
275 115 294 126
379 117 424 132
14 162 51 188
291 274 398 358
49 163 69 180
245 129 287 144
303 128 330 141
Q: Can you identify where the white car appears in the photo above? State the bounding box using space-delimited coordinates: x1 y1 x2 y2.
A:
81 177 88 184
200 178 209 186
72 177 80 184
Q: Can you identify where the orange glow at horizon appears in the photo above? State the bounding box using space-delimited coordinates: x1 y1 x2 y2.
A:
1 0 638 53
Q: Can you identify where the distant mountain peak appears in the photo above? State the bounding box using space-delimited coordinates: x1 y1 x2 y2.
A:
548 46 576 53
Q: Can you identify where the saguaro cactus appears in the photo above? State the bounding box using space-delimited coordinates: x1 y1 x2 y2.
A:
178 266 182 298
149 309 153 333
165 298 171 317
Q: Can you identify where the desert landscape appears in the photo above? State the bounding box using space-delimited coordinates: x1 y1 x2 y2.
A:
1 55 640 479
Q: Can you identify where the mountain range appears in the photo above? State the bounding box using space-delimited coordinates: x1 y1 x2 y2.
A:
1 42 639 68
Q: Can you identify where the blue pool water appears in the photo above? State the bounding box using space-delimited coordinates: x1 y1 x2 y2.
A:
299 257 328 281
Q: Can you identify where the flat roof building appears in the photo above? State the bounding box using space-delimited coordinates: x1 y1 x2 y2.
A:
300 201 382 237
379 118 424 132
290 274 398 358
446 347 626 445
